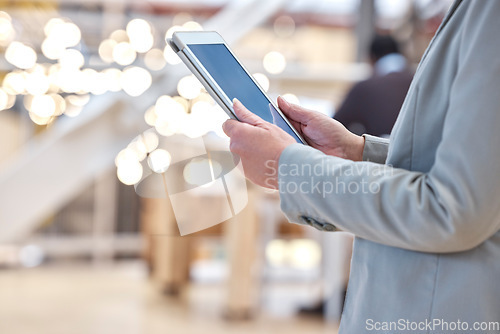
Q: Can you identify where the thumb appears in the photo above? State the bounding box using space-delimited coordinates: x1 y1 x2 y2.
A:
232 98 264 126
277 96 311 124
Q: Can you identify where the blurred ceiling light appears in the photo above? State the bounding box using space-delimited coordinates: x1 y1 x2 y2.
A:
112 42 137 66
120 66 152 97
182 21 203 31
141 131 159 153
25 72 50 96
44 18 65 37
163 44 182 65
0 13 15 46
147 149 171 174
289 239 321 270
47 20 81 48
154 95 188 135
263 51 286 75
5 42 37 70
252 72 270 92
65 94 89 107
29 111 53 125
98 39 117 63
144 48 166 71
266 239 288 267
115 147 139 167
273 15 295 38
57 68 82 93
144 106 157 126
110 29 129 43
281 93 300 105
50 93 66 116
58 49 85 69
127 139 148 161
3 71 27 95
30 94 56 118
126 19 154 53
41 37 66 60
177 75 202 100
102 68 122 92
155 95 186 117
117 160 143 185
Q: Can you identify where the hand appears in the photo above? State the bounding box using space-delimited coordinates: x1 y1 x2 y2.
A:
222 99 296 189
277 96 364 161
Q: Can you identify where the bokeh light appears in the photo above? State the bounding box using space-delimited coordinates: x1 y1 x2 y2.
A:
126 19 154 53
112 42 137 66
177 75 202 100
5 42 37 70
253 72 270 92
147 149 171 174
120 66 152 97
263 51 286 75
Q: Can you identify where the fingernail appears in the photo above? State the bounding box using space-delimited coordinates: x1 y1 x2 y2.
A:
233 98 241 107
279 96 290 107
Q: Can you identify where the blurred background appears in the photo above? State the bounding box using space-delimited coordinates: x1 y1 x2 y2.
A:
0 0 452 333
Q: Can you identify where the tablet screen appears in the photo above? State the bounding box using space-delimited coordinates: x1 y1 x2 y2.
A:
188 43 302 143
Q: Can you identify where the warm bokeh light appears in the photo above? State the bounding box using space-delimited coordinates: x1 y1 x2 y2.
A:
163 45 182 65
45 19 81 48
25 71 50 96
144 48 166 71
112 42 137 66
120 66 152 97
58 49 85 69
147 149 171 174
102 68 122 93
0 12 15 46
141 131 160 153
2 71 26 95
98 39 117 63
266 239 288 267
30 94 56 118
182 21 203 31
282 93 300 105
126 19 154 53
177 75 202 100
144 106 157 126
117 160 143 185
252 72 270 92
263 51 286 75
288 239 321 270
5 42 37 70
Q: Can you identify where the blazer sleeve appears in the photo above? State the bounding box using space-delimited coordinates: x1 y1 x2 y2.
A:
278 2 500 253
362 134 389 164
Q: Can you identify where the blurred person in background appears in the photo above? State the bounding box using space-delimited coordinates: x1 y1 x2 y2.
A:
334 34 413 137
223 1 500 333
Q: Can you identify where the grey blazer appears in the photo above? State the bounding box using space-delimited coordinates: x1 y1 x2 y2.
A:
278 1 500 333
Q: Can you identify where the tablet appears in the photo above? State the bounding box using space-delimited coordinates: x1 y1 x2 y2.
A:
167 31 306 144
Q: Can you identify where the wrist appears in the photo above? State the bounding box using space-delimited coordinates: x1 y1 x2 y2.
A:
349 134 365 161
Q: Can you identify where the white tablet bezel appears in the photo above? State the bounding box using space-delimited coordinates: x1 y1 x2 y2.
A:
168 31 306 144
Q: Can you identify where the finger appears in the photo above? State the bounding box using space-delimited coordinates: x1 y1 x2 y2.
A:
222 119 239 137
233 98 264 126
277 96 312 124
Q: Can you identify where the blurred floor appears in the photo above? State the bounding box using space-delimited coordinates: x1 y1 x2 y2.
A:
0 261 338 334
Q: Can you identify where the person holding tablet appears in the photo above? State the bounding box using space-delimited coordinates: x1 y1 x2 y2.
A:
223 1 500 333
